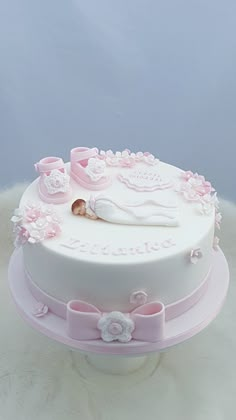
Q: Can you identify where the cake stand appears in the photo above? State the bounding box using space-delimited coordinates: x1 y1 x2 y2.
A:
8 247 229 375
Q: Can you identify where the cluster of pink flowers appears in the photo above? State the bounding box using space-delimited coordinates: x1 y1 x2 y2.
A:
177 170 222 229
98 149 159 168
11 202 62 247
177 171 215 201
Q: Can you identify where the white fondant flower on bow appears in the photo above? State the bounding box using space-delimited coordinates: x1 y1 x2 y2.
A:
33 302 49 317
97 311 135 342
215 212 222 230
213 236 220 251
43 169 70 195
190 248 203 264
130 290 148 305
85 158 107 181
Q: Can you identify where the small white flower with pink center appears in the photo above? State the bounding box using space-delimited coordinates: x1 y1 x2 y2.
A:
106 150 114 157
190 248 203 264
213 236 220 251
120 156 136 167
11 208 24 224
135 151 144 161
199 193 218 215
45 223 61 239
28 229 45 244
25 207 42 223
97 312 135 342
177 172 215 202
143 152 159 165
181 170 194 181
33 302 49 317
215 212 222 230
130 290 148 305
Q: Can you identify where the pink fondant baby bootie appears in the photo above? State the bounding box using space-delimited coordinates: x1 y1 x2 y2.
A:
70 147 112 190
35 157 72 204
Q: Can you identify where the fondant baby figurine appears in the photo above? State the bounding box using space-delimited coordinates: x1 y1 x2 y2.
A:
71 195 179 226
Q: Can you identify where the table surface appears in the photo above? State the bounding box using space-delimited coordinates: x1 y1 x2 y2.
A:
0 185 236 420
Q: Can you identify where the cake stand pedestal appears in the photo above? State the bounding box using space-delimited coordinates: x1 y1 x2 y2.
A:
85 353 150 374
8 247 229 376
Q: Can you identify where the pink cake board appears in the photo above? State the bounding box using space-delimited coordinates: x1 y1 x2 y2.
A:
8 248 229 356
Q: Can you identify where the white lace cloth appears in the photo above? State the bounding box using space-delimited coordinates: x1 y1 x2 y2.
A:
0 184 235 420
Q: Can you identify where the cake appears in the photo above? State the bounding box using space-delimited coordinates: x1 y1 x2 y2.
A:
11 147 222 345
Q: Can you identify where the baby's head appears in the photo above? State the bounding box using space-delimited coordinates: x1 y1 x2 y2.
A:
71 199 86 216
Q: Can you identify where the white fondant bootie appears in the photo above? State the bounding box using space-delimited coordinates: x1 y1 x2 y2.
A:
35 157 72 204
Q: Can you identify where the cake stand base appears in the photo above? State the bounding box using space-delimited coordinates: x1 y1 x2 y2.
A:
69 350 162 379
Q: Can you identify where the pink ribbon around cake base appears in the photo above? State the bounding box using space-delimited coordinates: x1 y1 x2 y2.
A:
25 267 211 343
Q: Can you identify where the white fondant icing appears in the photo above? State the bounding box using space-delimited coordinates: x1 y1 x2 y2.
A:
20 159 215 312
60 237 176 256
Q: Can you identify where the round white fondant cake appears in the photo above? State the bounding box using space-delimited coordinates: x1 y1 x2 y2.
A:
11 148 221 344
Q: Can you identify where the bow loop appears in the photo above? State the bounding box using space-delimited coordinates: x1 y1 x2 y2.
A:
66 300 165 343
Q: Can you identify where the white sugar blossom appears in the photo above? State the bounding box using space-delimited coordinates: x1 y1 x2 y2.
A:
190 248 203 264
215 212 222 230
130 290 148 305
213 236 220 251
11 208 24 224
85 158 107 181
43 169 70 195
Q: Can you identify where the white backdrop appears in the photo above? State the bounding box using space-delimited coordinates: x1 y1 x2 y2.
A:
0 1 235 200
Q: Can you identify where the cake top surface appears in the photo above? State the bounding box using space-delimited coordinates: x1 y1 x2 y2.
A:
18 152 217 265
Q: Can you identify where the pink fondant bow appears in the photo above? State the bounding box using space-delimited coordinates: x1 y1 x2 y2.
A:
66 300 165 343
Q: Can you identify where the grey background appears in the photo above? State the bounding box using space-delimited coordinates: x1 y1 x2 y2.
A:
0 0 235 200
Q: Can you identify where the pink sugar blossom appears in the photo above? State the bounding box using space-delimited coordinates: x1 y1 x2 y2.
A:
181 170 194 181
187 176 213 196
120 156 136 167
25 208 42 223
106 150 114 157
45 223 61 239
144 153 159 165
177 172 215 202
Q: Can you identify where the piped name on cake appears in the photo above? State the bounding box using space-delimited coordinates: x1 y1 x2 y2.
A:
60 237 176 256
